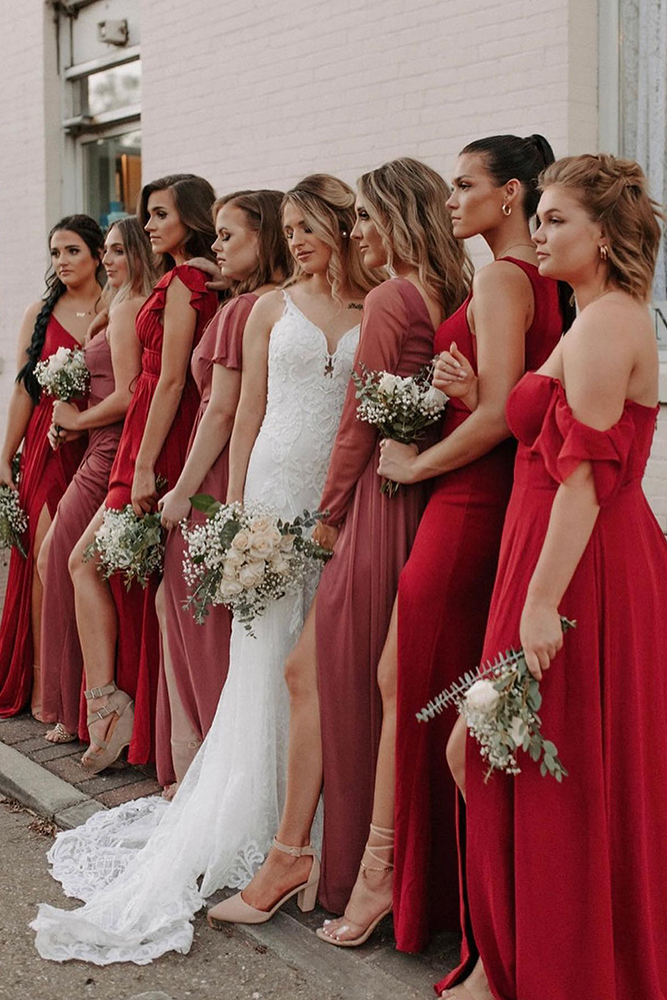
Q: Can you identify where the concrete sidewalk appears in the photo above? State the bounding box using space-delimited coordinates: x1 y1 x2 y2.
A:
0 712 460 997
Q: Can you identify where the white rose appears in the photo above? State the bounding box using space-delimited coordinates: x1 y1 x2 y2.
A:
270 553 291 575
239 559 266 589
508 715 525 748
248 529 280 560
219 578 244 599
48 347 70 373
249 515 274 533
231 529 252 551
279 533 295 552
422 386 447 410
224 547 245 568
378 372 399 395
465 679 500 714
222 559 239 580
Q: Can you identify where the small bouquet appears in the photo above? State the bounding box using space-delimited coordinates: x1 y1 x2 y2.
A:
84 478 168 590
416 618 576 782
35 346 90 402
0 456 28 560
181 496 332 634
353 362 447 496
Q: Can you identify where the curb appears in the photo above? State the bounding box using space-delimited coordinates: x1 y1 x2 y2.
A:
0 741 106 828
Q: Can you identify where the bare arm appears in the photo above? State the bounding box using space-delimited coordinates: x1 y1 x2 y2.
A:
131 276 198 514
226 294 278 502
520 302 642 678
52 298 143 432
378 263 530 485
0 302 41 486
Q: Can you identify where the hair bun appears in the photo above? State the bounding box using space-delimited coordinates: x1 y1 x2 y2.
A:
526 134 555 169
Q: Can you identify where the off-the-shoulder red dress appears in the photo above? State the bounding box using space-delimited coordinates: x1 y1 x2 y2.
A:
100 265 217 764
439 373 667 1000
155 293 256 786
0 316 87 717
316 277 438 912
394 260 563 952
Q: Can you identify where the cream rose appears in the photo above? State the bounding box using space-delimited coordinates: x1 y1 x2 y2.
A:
231 529 252 551
249 515 274 533
422 386 447 409
248 528 281 561
219 578 244 599
224 546 245 568
378 372 399 395
48 346 70 373
465 678 500 714
238 560 266 589
222 559 239 580
270 553 291 575
279 533 295 552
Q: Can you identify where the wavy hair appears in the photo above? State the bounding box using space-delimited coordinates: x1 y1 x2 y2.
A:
17 214 105 403
540 154 664 302
211 190 292 295
109 216 158 306
358 157 472 316
138 173 217 275
282 174 381 301
462 133 555 219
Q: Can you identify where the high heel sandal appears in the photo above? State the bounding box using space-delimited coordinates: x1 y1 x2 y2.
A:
207 838 320 928
45 722 77 744
316 823 394 948
81 682 134 775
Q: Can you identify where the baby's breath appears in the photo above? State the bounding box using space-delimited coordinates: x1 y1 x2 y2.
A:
85 507 165 590
35 347 90 402
0 476 28 560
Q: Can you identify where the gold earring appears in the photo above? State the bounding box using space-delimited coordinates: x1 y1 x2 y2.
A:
599 245 609 260
502 203 512 217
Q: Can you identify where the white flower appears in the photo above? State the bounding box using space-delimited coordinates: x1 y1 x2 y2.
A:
219 578 244 598
422 386 447 410
224 546 245 568
231 529 252 551
378 372 399 395
279 533 295 552
222 559 239 580
465 679 500 714
249 515 274 533
49 346 71 373
508 715 525 748
238 560 266 589
270 553 291 575
248 527 282 560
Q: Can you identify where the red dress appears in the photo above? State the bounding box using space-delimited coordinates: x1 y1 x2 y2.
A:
0 316 87 716
394 260 563 952
439 373 667 1000
315 278 437 912
155 293 255 786
103 265 217 764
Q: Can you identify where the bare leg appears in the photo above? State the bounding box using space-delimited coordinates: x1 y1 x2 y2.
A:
155 580 200 799
69 507 127 764
30 505 53 720
446 714 467 800
318 602 397 943
224 601 321 913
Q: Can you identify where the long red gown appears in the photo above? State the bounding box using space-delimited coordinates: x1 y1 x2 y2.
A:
0 316 87 716
155 293 255 786
394 259 563 952
104 265 217 764
439 373 667 1000
316 277 438 913
40 328 123 733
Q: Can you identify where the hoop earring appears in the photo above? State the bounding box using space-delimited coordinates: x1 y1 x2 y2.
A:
599 244 609 261
501 203 512 217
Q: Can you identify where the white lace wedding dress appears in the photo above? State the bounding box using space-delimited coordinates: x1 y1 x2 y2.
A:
32 291 360 965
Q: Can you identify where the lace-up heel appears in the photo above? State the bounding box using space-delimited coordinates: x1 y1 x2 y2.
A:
207 838 320 928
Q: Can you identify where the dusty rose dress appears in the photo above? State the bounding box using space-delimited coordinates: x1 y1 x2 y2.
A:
316 277 437 913
155 294 256 786
40 329 123 734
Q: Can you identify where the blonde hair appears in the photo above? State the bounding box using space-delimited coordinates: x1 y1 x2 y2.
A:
282 174 381 300
358 158 472 316
108 216 158 306
541 154 664 302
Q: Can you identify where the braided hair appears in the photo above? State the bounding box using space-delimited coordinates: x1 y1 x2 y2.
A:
17 215 105 403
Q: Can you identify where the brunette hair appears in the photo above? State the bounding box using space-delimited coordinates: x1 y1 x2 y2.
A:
541 154 664 302
108 216 158 305
462 134 555 219
17 214 105 403
358 157 472 316
282 174 381 300
211 190 292 295
138 173 217 274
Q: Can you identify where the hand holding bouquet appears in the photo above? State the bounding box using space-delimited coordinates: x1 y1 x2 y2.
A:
416 618 576 782
0 456 27 560
181 497 332 634
35 346 90 402
353 362 447 496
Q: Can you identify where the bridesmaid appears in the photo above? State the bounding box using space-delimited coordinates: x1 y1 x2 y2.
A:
439 157 667 1000
219 158 471 925
320 134 567 952
0 215 104 720
38 217 156 743
155 189 291 792
68 174 218 773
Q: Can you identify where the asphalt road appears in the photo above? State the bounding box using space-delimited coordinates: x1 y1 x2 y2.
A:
0 798 349 1000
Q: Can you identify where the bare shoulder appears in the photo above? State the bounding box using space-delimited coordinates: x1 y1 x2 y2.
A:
22 300 43 325
565 293 651 361
109 297 143 323
473 259 532 297
248 288 285 324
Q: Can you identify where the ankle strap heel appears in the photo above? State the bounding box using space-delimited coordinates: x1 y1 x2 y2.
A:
360 823 394 878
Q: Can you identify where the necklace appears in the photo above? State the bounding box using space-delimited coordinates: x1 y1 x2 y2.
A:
495 242 536 260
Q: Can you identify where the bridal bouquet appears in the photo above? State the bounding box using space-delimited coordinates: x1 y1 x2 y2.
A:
353 362 447 496
0 457 27 560
181 496 332 634
35 346 90 401
84 479 168 590
416 618 576 782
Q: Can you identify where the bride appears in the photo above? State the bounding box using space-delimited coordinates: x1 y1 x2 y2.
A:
32 174 379 965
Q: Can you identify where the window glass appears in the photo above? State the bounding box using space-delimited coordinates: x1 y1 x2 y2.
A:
82 129 142 228
77 61 141 117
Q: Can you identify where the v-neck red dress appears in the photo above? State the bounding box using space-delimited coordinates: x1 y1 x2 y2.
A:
0 315 87 716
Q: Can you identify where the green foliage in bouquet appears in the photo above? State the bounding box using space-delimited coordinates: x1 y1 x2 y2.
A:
0 454 27 560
